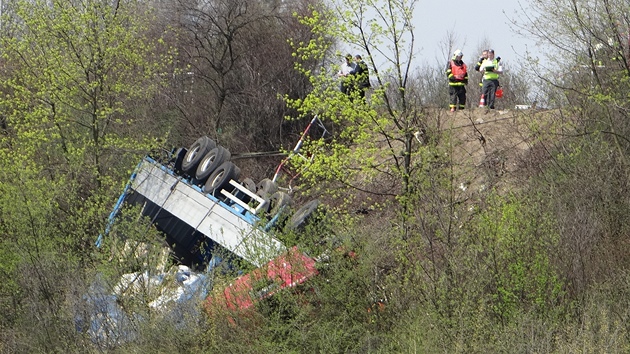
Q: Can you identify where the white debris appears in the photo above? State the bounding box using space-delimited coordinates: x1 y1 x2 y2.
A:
79 266 210 347
150 266 209 309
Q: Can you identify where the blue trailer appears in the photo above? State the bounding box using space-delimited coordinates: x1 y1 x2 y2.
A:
97 137 292 270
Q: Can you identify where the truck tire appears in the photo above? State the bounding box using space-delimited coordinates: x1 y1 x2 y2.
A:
195 146 230 183
268 191 292 217
203 161 240 196
256 178 277 199
172 147 187 174
241 177 257 194
287 199 320 231
181 136 216 174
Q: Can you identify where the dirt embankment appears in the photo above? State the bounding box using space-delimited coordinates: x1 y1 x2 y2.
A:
439 107 555 198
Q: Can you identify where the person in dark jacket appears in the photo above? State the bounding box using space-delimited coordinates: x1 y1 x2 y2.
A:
446 49 469 112
348 55 371 100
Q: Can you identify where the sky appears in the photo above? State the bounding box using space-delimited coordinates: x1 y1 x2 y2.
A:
413 0 542 66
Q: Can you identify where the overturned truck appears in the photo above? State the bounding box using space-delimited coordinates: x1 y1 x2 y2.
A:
99 135 321 270
95 136 326 316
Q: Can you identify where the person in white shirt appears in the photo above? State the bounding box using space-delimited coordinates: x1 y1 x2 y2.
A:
338 54 356 95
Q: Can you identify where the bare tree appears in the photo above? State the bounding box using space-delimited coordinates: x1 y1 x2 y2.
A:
157 0 320 180
511 0 630 295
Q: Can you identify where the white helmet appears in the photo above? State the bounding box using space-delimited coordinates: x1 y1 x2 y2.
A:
453 49 463 57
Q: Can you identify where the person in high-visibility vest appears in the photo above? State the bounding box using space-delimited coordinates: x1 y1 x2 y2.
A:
474 49 489 89
446 49 468 112
479 49 503 109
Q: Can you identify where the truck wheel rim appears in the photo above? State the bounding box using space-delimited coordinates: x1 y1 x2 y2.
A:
200 155 216 171
186 146 200 163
